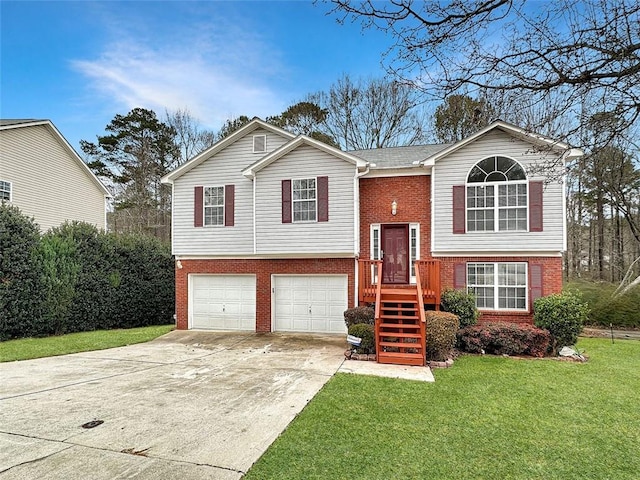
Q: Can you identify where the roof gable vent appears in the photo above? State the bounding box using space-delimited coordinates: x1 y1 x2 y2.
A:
253 134 266 153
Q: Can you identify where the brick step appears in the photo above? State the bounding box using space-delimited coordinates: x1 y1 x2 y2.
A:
377 352 424 366
379 323 421 329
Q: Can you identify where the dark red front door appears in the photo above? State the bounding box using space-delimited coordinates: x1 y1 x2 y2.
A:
382 224 409 284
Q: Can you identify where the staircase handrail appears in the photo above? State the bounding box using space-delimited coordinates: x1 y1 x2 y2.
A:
374 261 383 354
414 261 427 364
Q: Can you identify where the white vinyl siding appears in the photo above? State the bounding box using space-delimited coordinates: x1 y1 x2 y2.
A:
255 145 356 255
0 125 107 231
433 129 565 254
172 129 289 256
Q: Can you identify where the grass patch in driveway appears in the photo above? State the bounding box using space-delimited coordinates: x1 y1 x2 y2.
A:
245 338 640 480
0 325 174 362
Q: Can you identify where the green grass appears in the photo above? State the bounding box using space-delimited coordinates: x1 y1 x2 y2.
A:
0 325 174 362
246 338 640 480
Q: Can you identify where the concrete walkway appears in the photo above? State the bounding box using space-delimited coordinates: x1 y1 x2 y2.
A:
0 331 434 479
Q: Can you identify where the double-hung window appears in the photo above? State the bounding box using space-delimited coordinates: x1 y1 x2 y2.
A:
467 156 528 232
467 262 527 310
204 186 224 226
292 178 316 222
0 180 11 201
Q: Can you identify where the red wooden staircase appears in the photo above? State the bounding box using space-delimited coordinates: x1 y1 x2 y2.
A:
375 288 426 366
358 260 436 366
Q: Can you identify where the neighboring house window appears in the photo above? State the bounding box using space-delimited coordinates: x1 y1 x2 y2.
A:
466 156 528 232
0 180 11 201
292 178 317 222
204 186 224 226
282 177 328 223
253 135 266 153
467 262 528 310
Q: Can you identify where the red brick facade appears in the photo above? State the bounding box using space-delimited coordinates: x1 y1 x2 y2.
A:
175 258 355 332
359 175 432 258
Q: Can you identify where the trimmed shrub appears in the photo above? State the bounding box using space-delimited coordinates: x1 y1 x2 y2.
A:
0 210 174 340
426 311 459 361
40 233 80 335
344 305 374 327
0 204 46 340
534 291 589 347
110 234 174 328
441 289 479 328
458 322 552 357
348 323 375 354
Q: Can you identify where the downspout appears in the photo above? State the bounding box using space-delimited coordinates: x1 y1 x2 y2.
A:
253 175 257 254
354 165 370 307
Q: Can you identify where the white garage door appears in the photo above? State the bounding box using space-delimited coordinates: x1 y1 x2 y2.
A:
273 275 348 333
190 275 256 330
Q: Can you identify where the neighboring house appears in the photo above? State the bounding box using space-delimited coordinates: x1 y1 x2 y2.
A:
162 118 581 363
0 119 110 231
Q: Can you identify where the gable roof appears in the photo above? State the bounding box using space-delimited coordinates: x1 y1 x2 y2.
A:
351 144 450 169
162 117 295 183
241 134 368 179
0 119 112 197
422 120 583 166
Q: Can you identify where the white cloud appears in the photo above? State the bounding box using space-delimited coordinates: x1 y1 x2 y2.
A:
71 27 287 129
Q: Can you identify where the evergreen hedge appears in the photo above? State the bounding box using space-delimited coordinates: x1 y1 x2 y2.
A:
0 205 174 340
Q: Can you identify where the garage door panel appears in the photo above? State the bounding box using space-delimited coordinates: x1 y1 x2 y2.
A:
273 275 348 334
190 275 256 331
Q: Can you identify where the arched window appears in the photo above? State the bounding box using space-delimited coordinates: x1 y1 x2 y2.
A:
466 156 528 232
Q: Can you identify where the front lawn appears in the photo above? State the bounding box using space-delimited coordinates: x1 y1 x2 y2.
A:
0 325 174 362
246 338 640 479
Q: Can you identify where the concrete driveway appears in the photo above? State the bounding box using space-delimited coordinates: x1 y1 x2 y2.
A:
0 331 346 479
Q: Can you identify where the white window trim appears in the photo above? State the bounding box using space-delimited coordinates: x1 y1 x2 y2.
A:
253 134 266 153
0 180 11 202
292 177 318 223
203 185 225 227
467 262 528 311
370 223 420 285
409 223 420 284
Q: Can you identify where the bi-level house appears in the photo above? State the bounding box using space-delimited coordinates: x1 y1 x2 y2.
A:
162 118 581 365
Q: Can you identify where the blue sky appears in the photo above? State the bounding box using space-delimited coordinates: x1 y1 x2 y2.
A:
1 1 392 150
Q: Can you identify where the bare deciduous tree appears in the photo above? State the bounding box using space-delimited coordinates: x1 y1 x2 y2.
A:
330 0 640 148
165 108 216 165
309 75 428 150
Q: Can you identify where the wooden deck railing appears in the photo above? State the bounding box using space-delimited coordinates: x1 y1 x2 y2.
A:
415 260 441 309
414 261 428 361
358 259 442 307
358 259 382 303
